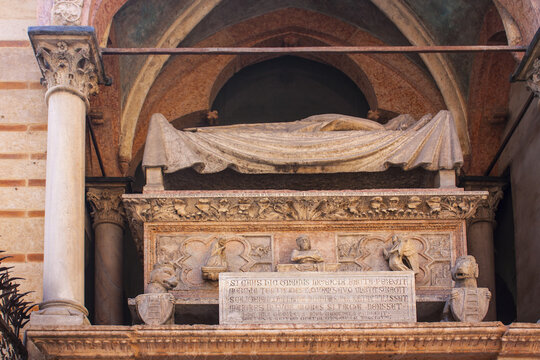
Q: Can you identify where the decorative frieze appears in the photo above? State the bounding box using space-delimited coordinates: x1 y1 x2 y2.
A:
28 322 540 359
87 188 126 228
123 191 487 255
51 0 84 26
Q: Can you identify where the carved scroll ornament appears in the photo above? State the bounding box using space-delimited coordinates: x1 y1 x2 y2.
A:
52 0 84 26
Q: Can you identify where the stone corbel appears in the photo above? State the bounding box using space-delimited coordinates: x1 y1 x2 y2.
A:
28 26 110 108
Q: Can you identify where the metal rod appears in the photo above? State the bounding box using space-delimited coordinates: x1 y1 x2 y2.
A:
101 45 527 56
484 92 535 176
86 116 106 177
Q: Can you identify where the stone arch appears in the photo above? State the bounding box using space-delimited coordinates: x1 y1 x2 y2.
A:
123 9 445 173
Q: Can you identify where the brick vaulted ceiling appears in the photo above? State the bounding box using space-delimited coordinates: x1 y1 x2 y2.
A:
82 0 526 176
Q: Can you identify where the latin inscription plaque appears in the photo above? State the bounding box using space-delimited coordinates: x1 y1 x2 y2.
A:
219 272 416 324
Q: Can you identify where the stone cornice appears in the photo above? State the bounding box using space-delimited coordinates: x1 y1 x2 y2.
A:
26 322 540 359
87 188 126 228
28 27 109 106
122 190 487 256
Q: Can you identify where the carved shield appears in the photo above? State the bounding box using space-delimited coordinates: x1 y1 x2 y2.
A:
135 293 175 325
450 288 491 322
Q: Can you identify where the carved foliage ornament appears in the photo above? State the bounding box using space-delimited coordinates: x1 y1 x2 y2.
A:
87 188 125 228
526 58 540 97
123 193 486 256
52 0 84 26
35 40 98 99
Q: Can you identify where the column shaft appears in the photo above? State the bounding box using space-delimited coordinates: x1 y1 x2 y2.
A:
42 90 87 311
94 223 124 324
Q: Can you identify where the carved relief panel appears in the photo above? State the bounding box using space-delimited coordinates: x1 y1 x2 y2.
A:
336 233 452 289
149 233 273 298
145 221 464 302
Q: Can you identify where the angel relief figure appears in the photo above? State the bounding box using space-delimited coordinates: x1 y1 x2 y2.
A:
201 238 228 281
383 235 420 274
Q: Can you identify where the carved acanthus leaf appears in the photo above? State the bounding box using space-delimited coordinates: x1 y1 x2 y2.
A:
87 188 125 228
470 186 504 223
34 40 98 99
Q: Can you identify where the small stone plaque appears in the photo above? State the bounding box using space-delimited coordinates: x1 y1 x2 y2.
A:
219 272 416 324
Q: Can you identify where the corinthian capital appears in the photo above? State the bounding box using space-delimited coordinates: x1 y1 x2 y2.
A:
87 188 126 228
474 186 504 223
28 27 109 103
461 179 505 225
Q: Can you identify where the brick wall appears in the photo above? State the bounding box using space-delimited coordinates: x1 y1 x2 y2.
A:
0 0 45 305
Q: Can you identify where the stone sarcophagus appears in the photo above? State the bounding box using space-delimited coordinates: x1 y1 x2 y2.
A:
123 189 487 322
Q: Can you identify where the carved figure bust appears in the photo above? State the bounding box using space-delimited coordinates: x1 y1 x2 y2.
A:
441 255 491 322
451 255 479 288
291 235 324 264
145 263 178 293
383 235 419 274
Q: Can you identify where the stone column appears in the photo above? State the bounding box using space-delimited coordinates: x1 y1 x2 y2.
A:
87 187 126 325
464 181 504 321
28 27 108 325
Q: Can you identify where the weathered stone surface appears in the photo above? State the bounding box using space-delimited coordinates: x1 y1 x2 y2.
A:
3 261 43 304
0 159 46 179
0 130 47 153
0 218 44 253
124 189 487 260
27 322 540 359
143 111 463 174
219 272 416 325
442 256 491 322
142 221 466 304
135 293 175 325
0 186 45 209
0 89 47 124
0 48 42 82
0 19 37 41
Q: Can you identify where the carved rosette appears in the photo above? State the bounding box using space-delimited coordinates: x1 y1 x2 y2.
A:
35 40 98 100
52 0 84 26
29 27 109 106
526 58 540 97
87 188 126 228
123 192 488 256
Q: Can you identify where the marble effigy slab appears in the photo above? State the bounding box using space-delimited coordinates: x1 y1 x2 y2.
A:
219 272 416 325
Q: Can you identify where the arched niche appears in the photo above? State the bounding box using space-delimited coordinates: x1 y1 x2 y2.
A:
210 56 371 126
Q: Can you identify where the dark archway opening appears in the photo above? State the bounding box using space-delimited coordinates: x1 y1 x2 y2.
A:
211 56 370 125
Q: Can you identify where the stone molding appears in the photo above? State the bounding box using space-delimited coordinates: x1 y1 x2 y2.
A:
123 190 487 256
87 188 126 228
28 27 109 106
26 323 540 359
51 0 84 26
